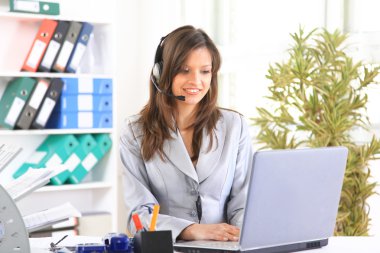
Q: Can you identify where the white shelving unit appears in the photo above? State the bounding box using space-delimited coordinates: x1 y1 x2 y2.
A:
0 0 120 232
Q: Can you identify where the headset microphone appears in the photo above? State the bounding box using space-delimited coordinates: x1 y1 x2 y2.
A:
150 74 185 101
151 35 185 101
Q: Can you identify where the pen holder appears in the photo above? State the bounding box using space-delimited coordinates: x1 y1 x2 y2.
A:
133 230 173 253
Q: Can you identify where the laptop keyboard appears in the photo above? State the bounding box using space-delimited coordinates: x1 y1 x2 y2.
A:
175 240 240 250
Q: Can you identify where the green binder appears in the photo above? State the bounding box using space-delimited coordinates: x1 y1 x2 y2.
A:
50 134 97 185
67 134 112 184
9 0 60 15
0 77 36 129
13 134 79 179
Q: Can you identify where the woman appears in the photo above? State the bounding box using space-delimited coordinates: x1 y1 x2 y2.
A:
120 25 253 242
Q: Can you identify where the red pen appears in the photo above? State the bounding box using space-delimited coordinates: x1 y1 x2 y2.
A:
132 213 144 231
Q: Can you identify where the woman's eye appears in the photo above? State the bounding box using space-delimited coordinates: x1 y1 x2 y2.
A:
202 70 211 74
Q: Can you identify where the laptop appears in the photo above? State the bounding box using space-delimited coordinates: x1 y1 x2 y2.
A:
174 147 348 253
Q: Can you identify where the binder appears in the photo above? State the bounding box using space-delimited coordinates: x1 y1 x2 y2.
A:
50 134 97 185
15 78 50 129
0 77 37 129
46 111 112 129
21 19 58 72
10 0 60 15
39 21 70 72
67 134 112 184
66 22 94 73
61 77 113 95
32 78 63 129
13 134 79 179
56 94 112 112
52 22 83 72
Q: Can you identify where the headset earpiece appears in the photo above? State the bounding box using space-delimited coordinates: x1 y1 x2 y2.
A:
150 35 186 101
152 61 162 82
152 36 166 83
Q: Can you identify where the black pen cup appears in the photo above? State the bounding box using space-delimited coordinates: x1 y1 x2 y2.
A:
133 230 173 253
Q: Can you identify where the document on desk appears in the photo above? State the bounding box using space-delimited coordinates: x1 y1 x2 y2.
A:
3 164 68 201
23 202 81 233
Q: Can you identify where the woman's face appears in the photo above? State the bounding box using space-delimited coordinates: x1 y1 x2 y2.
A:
172 47 212 108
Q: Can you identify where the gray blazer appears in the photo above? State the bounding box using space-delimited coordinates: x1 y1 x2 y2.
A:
120 109 254 241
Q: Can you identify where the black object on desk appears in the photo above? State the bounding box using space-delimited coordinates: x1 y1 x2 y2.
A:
134 230 173 253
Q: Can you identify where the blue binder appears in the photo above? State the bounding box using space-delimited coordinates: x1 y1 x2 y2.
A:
66 22 94 73
56 94 112 112
61 78 113 95
46 111 112 129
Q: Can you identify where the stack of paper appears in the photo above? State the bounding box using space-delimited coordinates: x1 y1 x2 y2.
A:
3 164 68 201
23 202 81 233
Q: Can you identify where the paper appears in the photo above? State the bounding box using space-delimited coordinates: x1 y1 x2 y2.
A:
23 202 81 233
3 164 67 202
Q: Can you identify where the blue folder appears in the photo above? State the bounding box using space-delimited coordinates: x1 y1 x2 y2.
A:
56 94 112 112
66 22 94 73
61 78 113 95
46 111 112 129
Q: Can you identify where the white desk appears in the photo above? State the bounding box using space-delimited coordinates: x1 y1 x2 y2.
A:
30 236 380 253
306 236 379 253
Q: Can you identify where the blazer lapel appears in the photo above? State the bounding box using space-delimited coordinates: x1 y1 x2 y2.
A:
163 128 199 183
196 119 225 183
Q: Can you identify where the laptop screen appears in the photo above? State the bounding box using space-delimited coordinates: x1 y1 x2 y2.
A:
240 147 348 251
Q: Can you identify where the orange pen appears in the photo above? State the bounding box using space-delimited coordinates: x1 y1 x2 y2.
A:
149 204 160 231
132 213 144 231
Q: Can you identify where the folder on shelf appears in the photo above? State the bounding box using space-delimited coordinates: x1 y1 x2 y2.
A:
61 77 113 95
39 21 70 72
67 134 112 184
46 111 112 129
15 78 50 129
21 19 58 72
66 22 94 73
13 134 79 179
10 0 60 15
50 134 97 185
52 21 83 73
32 78 63 129
56 94 112 112
0 77 37 129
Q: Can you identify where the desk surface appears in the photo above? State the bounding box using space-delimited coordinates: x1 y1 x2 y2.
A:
30 236 380 253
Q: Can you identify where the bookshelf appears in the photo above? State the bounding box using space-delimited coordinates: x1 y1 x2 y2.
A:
0 0 120 233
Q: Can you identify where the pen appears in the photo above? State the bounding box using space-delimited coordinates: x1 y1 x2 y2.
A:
149 204 160 231
132 213 144 231
50 234 68 251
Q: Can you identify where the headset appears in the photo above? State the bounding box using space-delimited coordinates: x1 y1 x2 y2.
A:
151 35 185 101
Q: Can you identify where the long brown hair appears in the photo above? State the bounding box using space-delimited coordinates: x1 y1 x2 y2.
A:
138 25 221 162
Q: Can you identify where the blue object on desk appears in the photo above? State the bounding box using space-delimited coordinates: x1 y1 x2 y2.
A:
103 233 133 253
75 243 106 253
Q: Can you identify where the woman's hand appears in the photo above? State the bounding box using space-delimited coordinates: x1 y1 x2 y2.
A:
178 223 240 241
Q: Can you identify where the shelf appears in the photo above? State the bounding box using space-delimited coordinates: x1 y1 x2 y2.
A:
0 71 113 79
0 0 120 233
36 181 113 192
0 128 113 135
0 12 113 24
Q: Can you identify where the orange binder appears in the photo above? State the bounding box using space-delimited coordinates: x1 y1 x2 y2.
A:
21 19 58 72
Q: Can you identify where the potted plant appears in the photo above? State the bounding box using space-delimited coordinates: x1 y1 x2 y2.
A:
253 27 380 235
